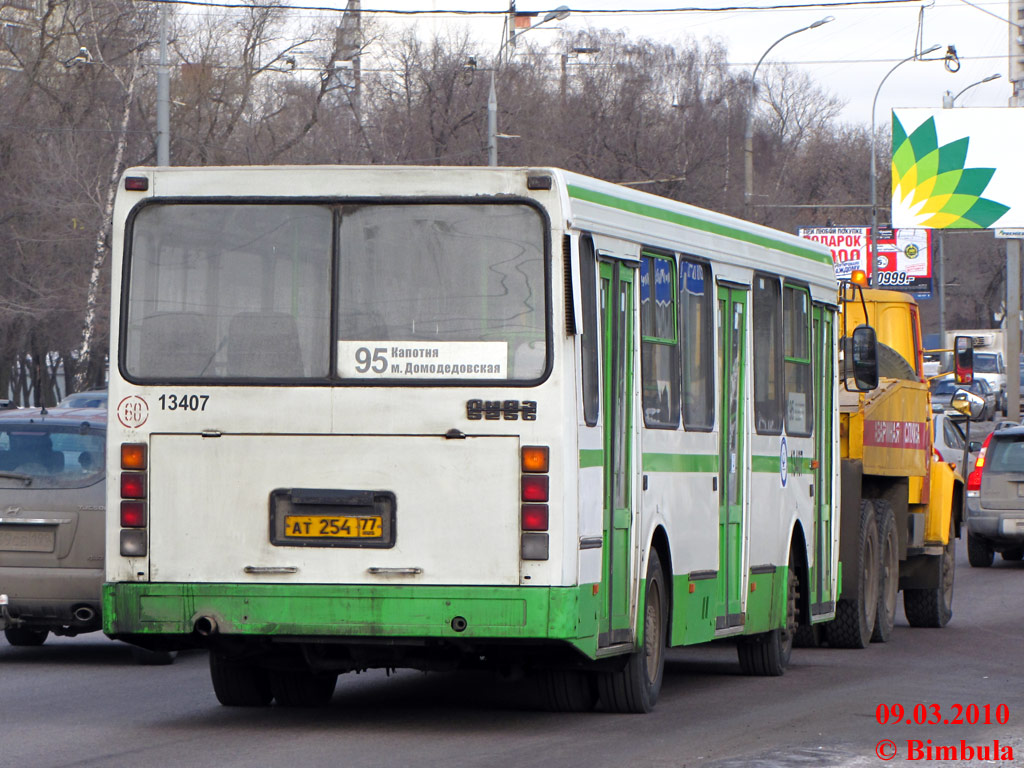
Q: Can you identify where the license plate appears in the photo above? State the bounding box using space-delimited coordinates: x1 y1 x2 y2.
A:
0 525 55 552
284 515 383 539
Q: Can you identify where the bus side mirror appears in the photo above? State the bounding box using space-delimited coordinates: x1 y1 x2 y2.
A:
847 325 878 392
954 335 973 384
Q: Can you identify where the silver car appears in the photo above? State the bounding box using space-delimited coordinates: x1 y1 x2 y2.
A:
966 424 1024 567
0 407 106 645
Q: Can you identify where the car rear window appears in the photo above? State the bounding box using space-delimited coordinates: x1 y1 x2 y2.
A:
985 434 1024 474
0 422 105 489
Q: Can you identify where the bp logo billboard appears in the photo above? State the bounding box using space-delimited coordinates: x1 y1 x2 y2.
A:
891 108 1018 229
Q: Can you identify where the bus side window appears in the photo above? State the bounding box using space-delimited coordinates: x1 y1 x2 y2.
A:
752 275 783 435
783 284 813 437
640 253 680 428
680 258 714 431
580 235 599 427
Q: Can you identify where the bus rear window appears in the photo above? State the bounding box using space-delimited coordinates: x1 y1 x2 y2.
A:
122 202 548 384
335 203 547 382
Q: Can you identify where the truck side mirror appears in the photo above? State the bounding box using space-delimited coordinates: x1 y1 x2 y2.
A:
951 388 985 421
847 325 878 392
954 335 973 384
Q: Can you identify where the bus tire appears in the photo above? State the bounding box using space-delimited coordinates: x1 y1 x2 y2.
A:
737 553 797 676
903 520 955 628
270 668 338 708
871 500 899 643
967 531 994 568
824 500 879 649
209 651 273 707
596 549 666 714
4 627 48 647
538 669 598 712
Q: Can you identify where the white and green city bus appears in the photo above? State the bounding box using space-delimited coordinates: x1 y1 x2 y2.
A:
103 165 840 713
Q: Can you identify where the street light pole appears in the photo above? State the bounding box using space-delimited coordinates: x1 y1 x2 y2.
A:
869 45 941 287
156 2 170 166
487 5 569 166
743 16 832 217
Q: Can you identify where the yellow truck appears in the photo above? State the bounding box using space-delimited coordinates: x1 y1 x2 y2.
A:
828 286 963 648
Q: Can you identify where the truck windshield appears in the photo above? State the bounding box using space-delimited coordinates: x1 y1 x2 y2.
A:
123 202 548 384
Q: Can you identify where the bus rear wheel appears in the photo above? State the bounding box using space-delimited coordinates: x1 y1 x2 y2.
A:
209 651 273 707
270 668 338 708
597 549 666 713
537 669 598 712
737 552 797 676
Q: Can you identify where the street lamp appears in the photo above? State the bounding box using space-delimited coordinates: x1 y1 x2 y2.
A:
487 5 570 166
868 44 942 287
942 72 1001 108
743 16 833 216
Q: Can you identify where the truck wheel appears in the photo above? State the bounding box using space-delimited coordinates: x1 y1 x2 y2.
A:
737 553 797 676
824 500 879 649
903 521 955 628
596 549 666 713
209 651 273 707
4 627 48 647
967 531 994 568
871 500 899 643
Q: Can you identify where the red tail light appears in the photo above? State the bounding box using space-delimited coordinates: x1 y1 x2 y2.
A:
521 446 550 560
521 504 549 531
119 441 149 557
521 475 549 502
121 472 146 499
967 433 992 492
120 500 146 527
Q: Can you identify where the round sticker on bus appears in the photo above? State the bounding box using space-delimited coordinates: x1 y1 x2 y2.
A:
780 437 788 488
117 395 149 429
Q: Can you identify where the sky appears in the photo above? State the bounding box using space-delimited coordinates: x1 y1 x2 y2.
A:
347 0 1017 127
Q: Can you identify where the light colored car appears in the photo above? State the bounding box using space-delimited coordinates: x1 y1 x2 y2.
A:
965 424 1024 566
972 352 1007 416
0 407 107 645
932 412 980 474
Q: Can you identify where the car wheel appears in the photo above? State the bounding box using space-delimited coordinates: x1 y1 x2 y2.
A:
4 627 48 647
967 530 994 568
1000 547 1024 561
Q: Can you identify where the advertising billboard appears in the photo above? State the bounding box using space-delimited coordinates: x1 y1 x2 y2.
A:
798 227 932 298
891 108 1023 230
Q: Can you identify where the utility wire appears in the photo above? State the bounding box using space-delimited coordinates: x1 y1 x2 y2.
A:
139 0 928 15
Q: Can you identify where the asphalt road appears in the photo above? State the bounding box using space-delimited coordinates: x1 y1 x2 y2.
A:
3 535 1023 768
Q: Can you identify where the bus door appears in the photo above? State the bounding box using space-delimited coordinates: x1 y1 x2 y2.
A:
598 259 636 646
811 305 835 611
717 285 748 629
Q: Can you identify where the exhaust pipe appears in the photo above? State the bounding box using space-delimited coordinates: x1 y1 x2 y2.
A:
194 615 219 636
72 606 96 624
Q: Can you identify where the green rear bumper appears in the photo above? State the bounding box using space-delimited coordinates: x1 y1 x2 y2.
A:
103 582 601 656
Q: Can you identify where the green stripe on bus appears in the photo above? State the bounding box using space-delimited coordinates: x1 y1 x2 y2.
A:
567 185 832 265
642 453 718 473
752 455 780 473
579 449 603 468
752 454 816 474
